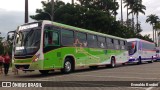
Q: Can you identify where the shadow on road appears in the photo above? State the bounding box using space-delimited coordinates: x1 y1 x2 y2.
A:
15 62 159 79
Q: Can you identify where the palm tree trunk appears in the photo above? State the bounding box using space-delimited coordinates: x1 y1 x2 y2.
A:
153 26 155 42
137 14 138 33
155 29 157 45
127 6 129 27
132 13 134 30
158 30 160 46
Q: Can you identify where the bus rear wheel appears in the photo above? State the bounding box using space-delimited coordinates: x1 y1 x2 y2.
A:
110 57 116 68
148 57 154 63
39 70 49 75
61 58 72 74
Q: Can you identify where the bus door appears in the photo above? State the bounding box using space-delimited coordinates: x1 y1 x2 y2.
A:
43 29 61 69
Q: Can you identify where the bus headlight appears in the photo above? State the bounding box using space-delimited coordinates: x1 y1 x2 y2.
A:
129 56 133 59
32 54 40 62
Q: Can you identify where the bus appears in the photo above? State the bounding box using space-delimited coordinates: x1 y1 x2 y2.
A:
12 20 128 74
156 47 160 61
127 38 156 64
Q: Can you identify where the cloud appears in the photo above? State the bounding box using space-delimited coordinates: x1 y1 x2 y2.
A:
116 0 160 39
0 9 35 38
0 9 23 34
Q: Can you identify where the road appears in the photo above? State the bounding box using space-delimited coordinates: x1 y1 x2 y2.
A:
1 62 160 90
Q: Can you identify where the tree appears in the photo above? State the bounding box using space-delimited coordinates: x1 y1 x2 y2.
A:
30 0 152 42
123 0 133 26
113 0 119 19
127 0 136 30
129 0 146 33
77 0 119 16
146 14 159 42
154 21 160 46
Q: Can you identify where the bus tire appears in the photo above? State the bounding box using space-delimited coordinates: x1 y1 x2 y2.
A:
137 57 142 65
61 58 72 74
148 57 154 63
39 70 49 75
110 57 116 68
122 63 126 66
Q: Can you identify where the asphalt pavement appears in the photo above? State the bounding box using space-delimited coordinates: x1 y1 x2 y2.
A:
0 61 160 90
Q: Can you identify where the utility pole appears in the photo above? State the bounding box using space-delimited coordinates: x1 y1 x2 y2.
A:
51 0 54 21
72 0 74 5
25 0 29 23
121 0 123 24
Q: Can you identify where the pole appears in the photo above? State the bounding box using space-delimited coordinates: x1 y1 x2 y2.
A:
25 0 29 23
121 0 123 24
51 0 54 21
72 0 74 5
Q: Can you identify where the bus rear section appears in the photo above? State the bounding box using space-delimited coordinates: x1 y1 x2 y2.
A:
127 38 156 64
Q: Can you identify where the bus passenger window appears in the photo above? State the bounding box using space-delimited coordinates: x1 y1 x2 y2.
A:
45 31 59 46
52 32 59 45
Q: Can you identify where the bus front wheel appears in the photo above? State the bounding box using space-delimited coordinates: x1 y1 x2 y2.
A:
61 58 72 74
137 57 142 65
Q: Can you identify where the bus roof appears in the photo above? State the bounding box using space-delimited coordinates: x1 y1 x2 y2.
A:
47 21 126 41
127 38 154 44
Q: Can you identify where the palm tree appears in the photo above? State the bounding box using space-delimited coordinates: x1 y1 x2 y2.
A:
146 14 159 42
156 22 160 46
154 21 160 45
113 0 119 19
124 0 135 29
123 0 134 27
123 0 131 24
129 0 146 32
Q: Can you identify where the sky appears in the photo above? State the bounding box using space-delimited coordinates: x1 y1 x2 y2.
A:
0 0 159 39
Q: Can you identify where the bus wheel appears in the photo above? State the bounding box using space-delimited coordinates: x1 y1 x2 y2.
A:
39 70 49 75
148 57 154 63
61 58 72 74
137 57 142 65
110 57 116 68
122 63 126 66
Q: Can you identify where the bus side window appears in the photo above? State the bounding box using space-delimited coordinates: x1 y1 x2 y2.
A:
45 31 59 47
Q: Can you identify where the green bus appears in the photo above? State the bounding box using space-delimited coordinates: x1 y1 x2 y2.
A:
12 20 128 74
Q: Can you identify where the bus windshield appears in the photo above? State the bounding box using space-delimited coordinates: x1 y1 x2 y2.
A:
128 41 137 55
14 28 41 56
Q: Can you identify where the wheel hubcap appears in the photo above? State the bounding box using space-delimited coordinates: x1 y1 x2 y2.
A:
112 60 115 67
65 61 71 72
